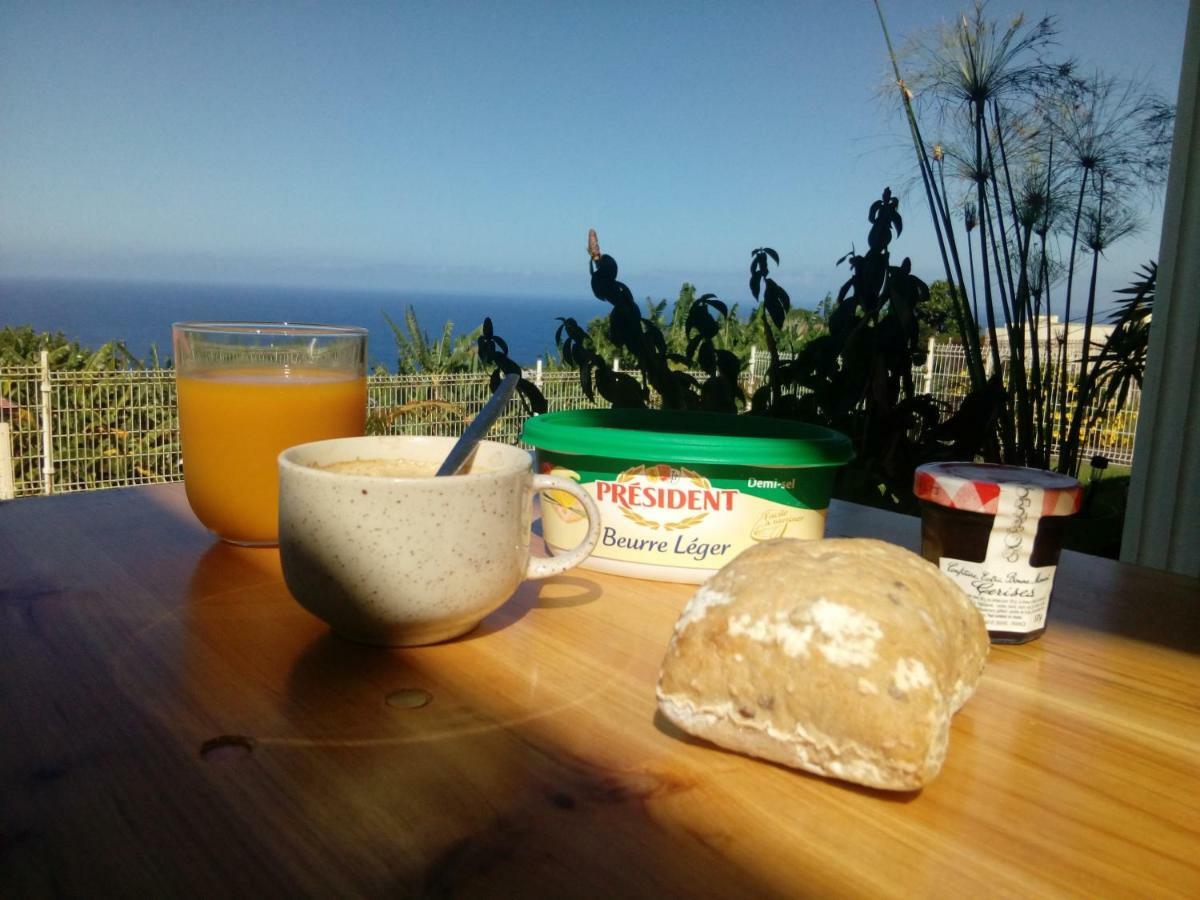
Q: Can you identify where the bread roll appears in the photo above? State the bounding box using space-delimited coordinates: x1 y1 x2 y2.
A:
656 538 988 790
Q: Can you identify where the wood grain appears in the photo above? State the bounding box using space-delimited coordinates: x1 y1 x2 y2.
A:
1 484 1197 897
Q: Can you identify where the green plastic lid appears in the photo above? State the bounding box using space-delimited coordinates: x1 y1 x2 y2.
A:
521 409 853 468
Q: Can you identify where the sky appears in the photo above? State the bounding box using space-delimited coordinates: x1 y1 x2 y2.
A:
0 0 1189 315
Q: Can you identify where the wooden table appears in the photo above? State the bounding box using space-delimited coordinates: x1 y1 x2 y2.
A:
1 483 1197 898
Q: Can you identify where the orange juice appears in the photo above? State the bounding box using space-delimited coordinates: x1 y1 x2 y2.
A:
177 368 367 544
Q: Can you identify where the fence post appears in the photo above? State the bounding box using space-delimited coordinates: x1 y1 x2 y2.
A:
0 421 13 500
748 345 758 393
923 337 936 394
613 358 620 373
39 349 54 495
534 358 543 389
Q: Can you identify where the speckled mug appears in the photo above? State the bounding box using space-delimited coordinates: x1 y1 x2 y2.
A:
278 435 601 646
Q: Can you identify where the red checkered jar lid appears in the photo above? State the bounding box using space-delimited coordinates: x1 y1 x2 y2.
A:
914 462 1082 517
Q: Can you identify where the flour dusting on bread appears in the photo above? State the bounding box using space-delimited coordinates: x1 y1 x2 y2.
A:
656 537 988 791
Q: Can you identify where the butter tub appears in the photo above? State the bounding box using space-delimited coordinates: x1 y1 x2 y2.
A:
521 409 852 583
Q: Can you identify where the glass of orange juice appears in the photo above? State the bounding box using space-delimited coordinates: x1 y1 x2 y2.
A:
172 322 368 546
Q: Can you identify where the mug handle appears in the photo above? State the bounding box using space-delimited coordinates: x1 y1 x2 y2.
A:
527 474 602 579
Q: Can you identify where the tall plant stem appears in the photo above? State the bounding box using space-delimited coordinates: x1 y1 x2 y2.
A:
992 104 1040 392
874 0 985 390
1056 168 1090 472
1022 220 1047 466
938 154 980 359
983 119 1033 464
763 319 781 409
1029 237 1051 468
1032 137 1058 470
1042 251 1056 469
930 144 983 381
1061 238 1103 475
974 101 1014 460
935 155 954 233
967 233 979 327
993 105 1030 325
984 122 1021 338
1062 173 1107 476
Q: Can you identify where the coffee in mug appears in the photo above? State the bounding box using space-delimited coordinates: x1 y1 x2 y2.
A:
278 435 601 646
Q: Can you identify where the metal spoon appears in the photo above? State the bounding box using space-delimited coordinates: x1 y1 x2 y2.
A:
436 373 521 476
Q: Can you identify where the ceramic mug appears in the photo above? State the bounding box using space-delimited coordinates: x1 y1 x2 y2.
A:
278 435 601 646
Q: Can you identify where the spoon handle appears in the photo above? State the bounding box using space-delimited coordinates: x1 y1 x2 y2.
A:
436 373 521 476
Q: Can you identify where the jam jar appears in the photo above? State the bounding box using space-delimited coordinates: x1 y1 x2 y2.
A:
914 462 1082 644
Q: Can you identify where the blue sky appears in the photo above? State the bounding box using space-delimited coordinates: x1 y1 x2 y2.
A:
0 0 1188 312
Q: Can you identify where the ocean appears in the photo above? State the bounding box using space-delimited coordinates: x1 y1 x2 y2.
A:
0 277 605 370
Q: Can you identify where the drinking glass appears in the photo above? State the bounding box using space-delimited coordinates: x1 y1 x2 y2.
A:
173 322 368 546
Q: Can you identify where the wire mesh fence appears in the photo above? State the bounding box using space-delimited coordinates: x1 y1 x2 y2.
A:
47 369 181 493
896 341 1138 467
368 372 526 443
0 364 625 498
0 341 1139 499
0 366 42 499
745 339 1138 467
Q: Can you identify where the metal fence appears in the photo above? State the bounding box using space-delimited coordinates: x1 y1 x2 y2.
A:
745 338 1138 467
0 357 623 499
914 341 1138 467
0 341 1138 499
363 368 605 445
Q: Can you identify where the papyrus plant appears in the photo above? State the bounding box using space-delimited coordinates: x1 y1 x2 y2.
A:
875 0 1173 475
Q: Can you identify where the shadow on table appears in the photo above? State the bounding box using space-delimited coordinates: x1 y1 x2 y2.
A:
828 503 1200 656
1048 550 1200 655
280 633 801 897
